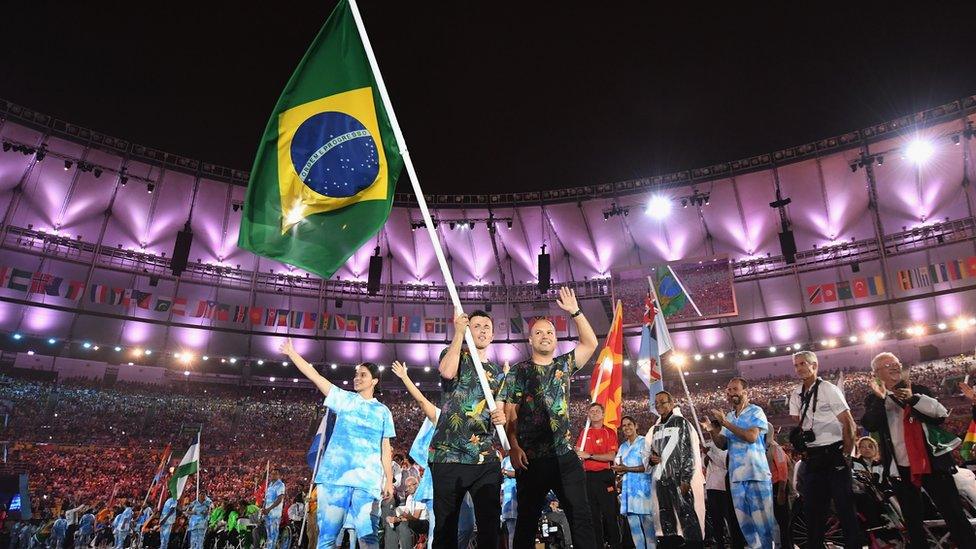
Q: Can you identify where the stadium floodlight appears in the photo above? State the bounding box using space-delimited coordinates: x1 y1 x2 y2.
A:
669 353 688 367
741 350 750 356
954 317 970 331
331 363 338 369
269 377 276 382
423 366 431 372
114 346 122 352
848 335 859 343
717 352 725 359
82 342 91 349
708 354 715 360
623 359 631 366
12 333 21 340
768 346 776 353
229 357 237 364
904 139 934 164
819 339 828 347
646 195 672 219
937 322 948 330
711 369 718 374
693 354 702 361
47 338 56 345
257 359 264 365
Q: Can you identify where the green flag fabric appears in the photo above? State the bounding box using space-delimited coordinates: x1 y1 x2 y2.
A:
238 0 403 279
168 440 200 500
654 267 689 317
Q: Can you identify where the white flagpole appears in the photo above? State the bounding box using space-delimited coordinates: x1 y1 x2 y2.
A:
195 430 201 498
298 409 330 547
647 277 704 442
347 0 509 450
665 265 702 317
578 357 608 451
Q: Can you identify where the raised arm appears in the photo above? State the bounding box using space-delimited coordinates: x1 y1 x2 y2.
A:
555 287 598 366
391 361 439 422
280 339 332 397
439 311 468 380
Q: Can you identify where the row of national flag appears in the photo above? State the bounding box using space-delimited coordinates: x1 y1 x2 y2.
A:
806 276 885 304
897 257 976 290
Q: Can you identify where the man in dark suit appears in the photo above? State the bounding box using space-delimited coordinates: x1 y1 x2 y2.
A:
861 351 976 549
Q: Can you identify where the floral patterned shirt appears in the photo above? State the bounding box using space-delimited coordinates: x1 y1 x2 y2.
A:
498 351 580 459
429 348 504 464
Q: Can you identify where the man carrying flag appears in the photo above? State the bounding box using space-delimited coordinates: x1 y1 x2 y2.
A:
576 300 624 549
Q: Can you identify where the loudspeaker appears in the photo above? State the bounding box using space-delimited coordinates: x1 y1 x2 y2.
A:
171 223 193 276
367 255 383 295
538 253 551 292
778 230 797 264
851 262 860 273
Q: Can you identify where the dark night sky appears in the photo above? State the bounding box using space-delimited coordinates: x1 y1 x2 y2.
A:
2 2 976 194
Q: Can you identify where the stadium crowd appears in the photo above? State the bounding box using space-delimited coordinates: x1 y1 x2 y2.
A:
0 349 974 549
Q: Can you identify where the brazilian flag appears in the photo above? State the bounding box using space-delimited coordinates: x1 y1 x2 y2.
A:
654 266 688 317
238 0 403 279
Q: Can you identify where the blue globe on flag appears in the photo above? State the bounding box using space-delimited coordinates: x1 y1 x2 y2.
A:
290 111 380 198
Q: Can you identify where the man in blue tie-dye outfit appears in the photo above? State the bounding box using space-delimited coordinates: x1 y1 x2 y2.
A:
701 378 775 549
282 338 395 549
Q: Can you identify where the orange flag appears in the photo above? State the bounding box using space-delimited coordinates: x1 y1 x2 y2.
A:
589 300 624 429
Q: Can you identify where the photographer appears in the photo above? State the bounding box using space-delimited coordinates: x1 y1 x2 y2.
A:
788 351 860 549
862 352 976 549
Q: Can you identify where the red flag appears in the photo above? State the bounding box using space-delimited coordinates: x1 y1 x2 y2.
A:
589 301 624 429
852 278 868 299
821 282 837 302
965 256 976 278
249 307 264 324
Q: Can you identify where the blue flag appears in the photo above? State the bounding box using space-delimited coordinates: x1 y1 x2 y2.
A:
637 308 672 399
307 410 337 471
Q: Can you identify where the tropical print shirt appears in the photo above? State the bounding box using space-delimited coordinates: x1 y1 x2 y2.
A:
429 348 504 464
498 351 580 459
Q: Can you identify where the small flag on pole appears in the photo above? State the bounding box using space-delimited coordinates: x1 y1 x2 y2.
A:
307 411 337 471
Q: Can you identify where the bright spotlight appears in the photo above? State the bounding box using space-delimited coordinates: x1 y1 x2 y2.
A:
331 363 338 369
711 368 718 374
257 359 264 365
82 342 91 349
792 343 801 351
768 346 776 353
646 195 672 219
181 353 194 364
742 350 750 356
623 359 631 366
269 377 276 382
229 357 237 364
423 366 431 372
708 354 715 360
114 346 122 352
47 338 56 345
717 352 725 359
937 322 948 330
954 317 970 331
693 354 702 361
849 335 859 343
904 139 934 164
12 333 21 340
864 331 880 344
828 339 837 347
669 353 688 367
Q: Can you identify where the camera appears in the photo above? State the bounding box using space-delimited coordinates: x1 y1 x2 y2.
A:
789 426 816 452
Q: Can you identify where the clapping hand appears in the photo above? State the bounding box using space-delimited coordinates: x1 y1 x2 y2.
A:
709 409 726 426
959 381 976 403
555 287 579 314
893 381 913 402
868 377 887 399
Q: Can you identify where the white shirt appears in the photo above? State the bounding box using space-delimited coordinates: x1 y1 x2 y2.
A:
704 443 728 491
287 502 305 521
884 397 911 468
396 495 428 520
789 379 849 447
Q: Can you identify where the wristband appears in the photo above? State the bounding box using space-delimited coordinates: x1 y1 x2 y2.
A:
571 309 583 318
